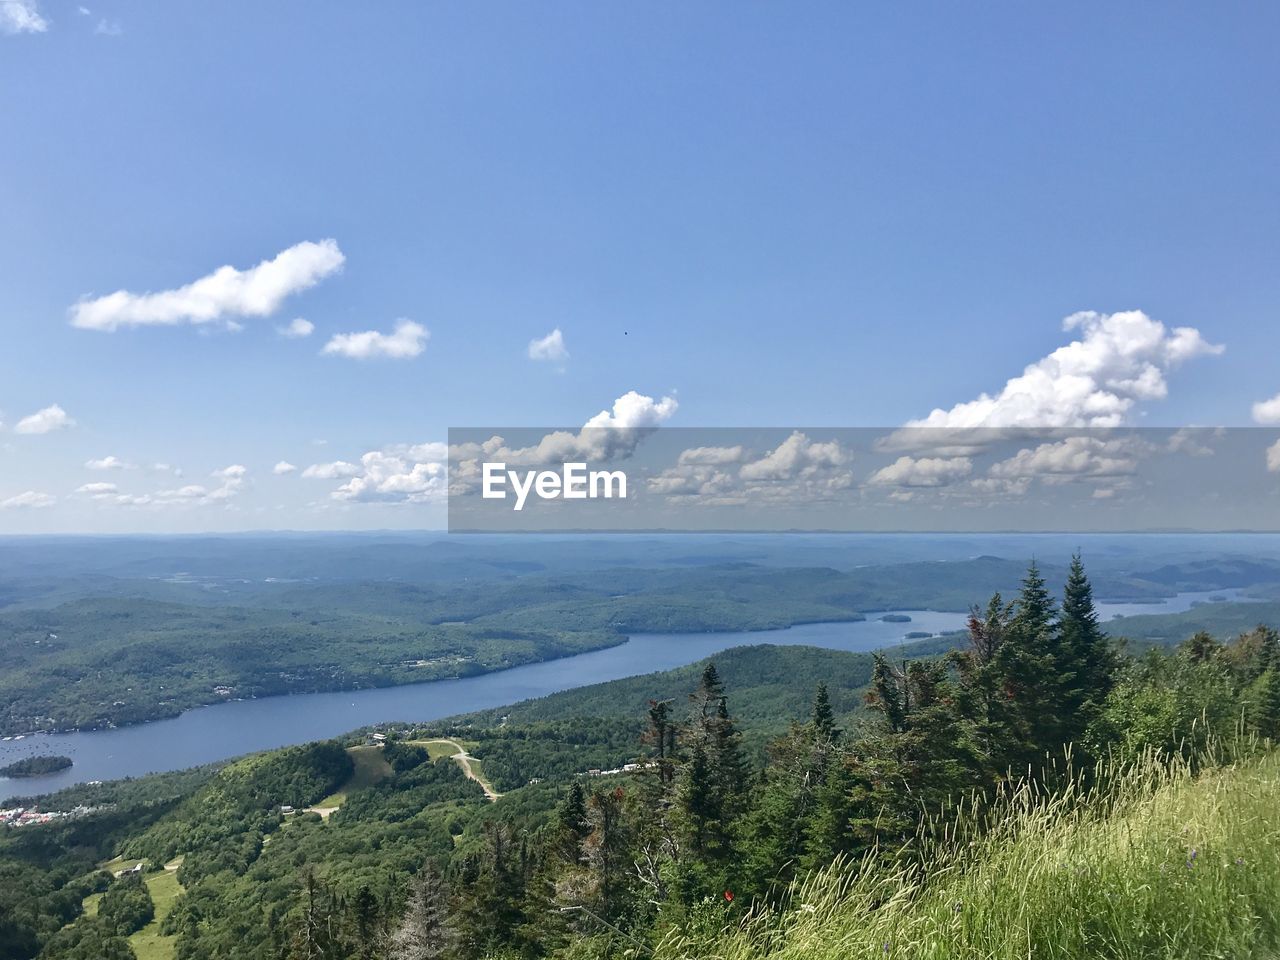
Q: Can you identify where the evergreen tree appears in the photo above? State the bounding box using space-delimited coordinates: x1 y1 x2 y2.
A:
452 825 527 959
675 664 748 862
994 561 1067 771
1184 630 1222 664
951 593 1017 776
351 885 382 960
1058 553 1117 744
740 684 844 898
1246 668 1280 741
552 781 590 868
811 681 838 742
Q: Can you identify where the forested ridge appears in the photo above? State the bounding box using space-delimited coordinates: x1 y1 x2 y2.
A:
5 556 1280 959
0 551 1196 737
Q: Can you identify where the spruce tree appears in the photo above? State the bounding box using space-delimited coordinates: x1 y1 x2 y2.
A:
811 681 838 741
1246 668 1280 740
994 560 1066 771
553 781 590 867
1058 553 1116 743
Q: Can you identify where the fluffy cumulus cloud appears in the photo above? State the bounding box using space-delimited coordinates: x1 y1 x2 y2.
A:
739 432 849 482
528 328 569 364
1 0 48 34
869 455 974 487
1268 440 1280 474
987 436 1145 481
1253 393 1280 426
451 392 679 488
273 461 298 475
1 490 55 509
322 320 427 359
15 404 75 435
331 444 449 504
649 432 853 505
904 310 1222 431
70 239 345 332
278 318 315 339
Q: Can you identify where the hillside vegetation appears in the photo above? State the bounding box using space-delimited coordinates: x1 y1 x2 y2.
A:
7 555 1280 960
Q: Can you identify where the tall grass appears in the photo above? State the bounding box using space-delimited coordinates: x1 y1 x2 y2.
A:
659 746 1280 959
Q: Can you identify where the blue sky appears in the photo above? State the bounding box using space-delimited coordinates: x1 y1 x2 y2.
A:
1 1 1278 533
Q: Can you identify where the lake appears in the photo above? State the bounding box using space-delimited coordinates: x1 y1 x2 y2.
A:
0 590 1241 801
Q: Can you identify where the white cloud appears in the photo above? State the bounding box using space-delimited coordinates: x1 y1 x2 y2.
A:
94 17 120 35
648 432 852 506
273 461 298 475
15 404 75 435
451 392 679 486
322 320 427 359
739 432 848 481
988 436 1144 481
302 461 361 480
903 310 1222 431
76 482 118 497
1167 427 1222 457
150 466 246 507
1268 440 1280 474
279 317 315 339
333 449 448 504
969 477 1032 498
1253 393 1280 426
70 239 345 332
1 490 54 509
528 328 569 364
678 445 745 466
869 456 973 488
85 455 131 470
1 1 48 34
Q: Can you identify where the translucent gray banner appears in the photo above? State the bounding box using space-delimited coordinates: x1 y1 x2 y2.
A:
446 427 1280 533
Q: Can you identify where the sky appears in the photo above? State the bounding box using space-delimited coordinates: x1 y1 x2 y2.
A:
1 1 1279 533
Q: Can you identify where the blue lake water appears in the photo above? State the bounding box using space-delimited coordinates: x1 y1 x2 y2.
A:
0 590 1246 801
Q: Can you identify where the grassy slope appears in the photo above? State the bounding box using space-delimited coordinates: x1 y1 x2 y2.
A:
315 745 391 808
128 869 183 960
665 749 1280 960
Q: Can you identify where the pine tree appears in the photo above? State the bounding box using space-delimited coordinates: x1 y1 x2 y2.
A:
1184 630 1222 664
811 681 838 742
1058 553 1117 744
351 885 382 960
552 781 590 867
994 561 1067 771
739 683 846 899
1246 668 1280 740
677 664 748 854
951 593 1017 776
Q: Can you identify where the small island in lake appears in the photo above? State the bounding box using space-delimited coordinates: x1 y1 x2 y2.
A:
879 613 913 623
904 631 934 639
0 755 73 778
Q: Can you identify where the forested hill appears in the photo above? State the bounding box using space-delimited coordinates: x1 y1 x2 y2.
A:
455 643 878 732
0 551 1196 737
9 556 1280 960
